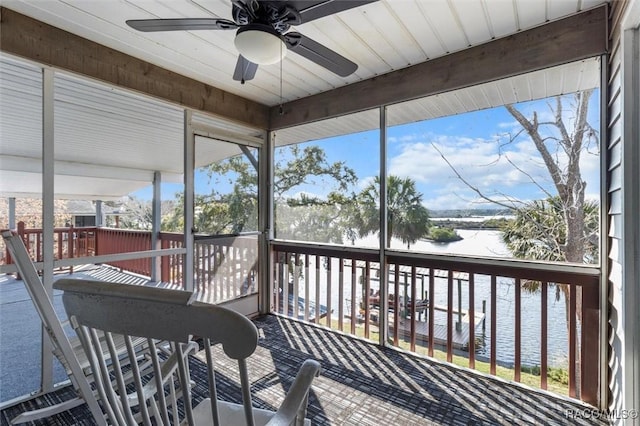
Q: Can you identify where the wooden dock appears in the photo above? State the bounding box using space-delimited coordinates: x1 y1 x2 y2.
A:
392 316 484 350
367 305 485 350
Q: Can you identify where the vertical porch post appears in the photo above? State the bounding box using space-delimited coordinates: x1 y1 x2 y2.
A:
379 106 388 346
151 171 161 282
258 130 273 314
41 67 55 392
598 52 610 411
183 110 195 292
8 197 16 229
95 200 103 227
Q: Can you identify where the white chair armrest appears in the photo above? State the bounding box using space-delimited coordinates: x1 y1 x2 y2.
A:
265 359 321 426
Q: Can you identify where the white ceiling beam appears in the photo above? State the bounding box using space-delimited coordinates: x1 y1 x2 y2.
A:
0 155 183 183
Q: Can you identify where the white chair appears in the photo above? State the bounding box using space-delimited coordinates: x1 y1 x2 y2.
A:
2 230 106 424
54 278 322 426
2 231 195 425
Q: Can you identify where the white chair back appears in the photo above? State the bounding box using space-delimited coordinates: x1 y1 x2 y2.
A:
55 278 299 426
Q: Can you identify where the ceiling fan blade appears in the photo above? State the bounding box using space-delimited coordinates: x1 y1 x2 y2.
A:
126 18 237 32
233 55 259 83
284 32 357 77
288 0 378 24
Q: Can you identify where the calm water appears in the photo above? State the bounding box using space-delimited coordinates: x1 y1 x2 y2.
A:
292 229 571 369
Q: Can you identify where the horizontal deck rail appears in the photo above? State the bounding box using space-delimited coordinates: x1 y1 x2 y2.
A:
1 222 96 274
1 224 258 305
271 240 601 406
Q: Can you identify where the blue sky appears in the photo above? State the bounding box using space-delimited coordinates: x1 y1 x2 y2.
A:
134 91 601 211
276 91 600 211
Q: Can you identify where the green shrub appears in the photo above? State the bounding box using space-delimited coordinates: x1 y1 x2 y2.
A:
429 227 463 242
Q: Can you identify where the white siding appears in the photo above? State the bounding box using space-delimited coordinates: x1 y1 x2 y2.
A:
607 0 625 417
607 0 640 423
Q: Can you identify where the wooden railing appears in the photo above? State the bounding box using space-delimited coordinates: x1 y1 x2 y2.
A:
160 232 184 285
271 241 601 406
95 228 152 276
2 222 96 273
1 224 258 305
194 234 259 304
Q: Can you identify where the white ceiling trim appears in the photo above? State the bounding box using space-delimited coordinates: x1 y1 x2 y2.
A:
274 57 601 147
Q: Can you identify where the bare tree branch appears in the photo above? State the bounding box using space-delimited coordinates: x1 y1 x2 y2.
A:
505 104 567 198
431 143 517 210
504 154 554 199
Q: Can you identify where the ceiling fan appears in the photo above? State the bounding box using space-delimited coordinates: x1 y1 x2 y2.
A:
126 0 377 83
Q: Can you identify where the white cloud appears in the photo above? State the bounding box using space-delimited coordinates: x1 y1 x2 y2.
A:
498 120 519 129
387 134 422 144
357 175 376 190
389 134 551 189
387 131 599 210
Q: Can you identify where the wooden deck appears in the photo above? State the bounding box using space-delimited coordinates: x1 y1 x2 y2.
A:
1 314 608 425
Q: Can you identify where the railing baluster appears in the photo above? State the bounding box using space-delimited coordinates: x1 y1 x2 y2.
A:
394 263 400 347
315 255 320 324
225 245 231 300
274 251 280 314
304 254 310 322
326 257 332 328
541 281 548 390
216 243 222 300
293 253 300 320
338 258 344 332
447 270 453 363
490 275 497 375
469 273 475 369
206 243 212 300
56 231 62 264
351 258 357 335
515 278 521 382
364 261 370 339
410 265 417 352
283 252 290 318
196 241 202 296
68 227 74 274
428 268 435 357
236 243 240 297
36 232 41 262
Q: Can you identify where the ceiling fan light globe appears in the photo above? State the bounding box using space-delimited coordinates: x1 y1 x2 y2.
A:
234 28 286 65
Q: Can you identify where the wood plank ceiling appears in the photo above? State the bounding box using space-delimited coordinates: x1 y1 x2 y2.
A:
0 0 608 199
1 0 606 107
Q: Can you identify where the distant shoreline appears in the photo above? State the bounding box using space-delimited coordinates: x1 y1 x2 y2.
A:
431 218 511 230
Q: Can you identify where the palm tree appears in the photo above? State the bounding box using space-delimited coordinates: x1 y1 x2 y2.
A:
501 196 599 265
502 194 599 304
355 176 430 248
501 196 599 394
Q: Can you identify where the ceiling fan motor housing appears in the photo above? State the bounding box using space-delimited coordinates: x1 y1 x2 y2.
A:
234 24 287 65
